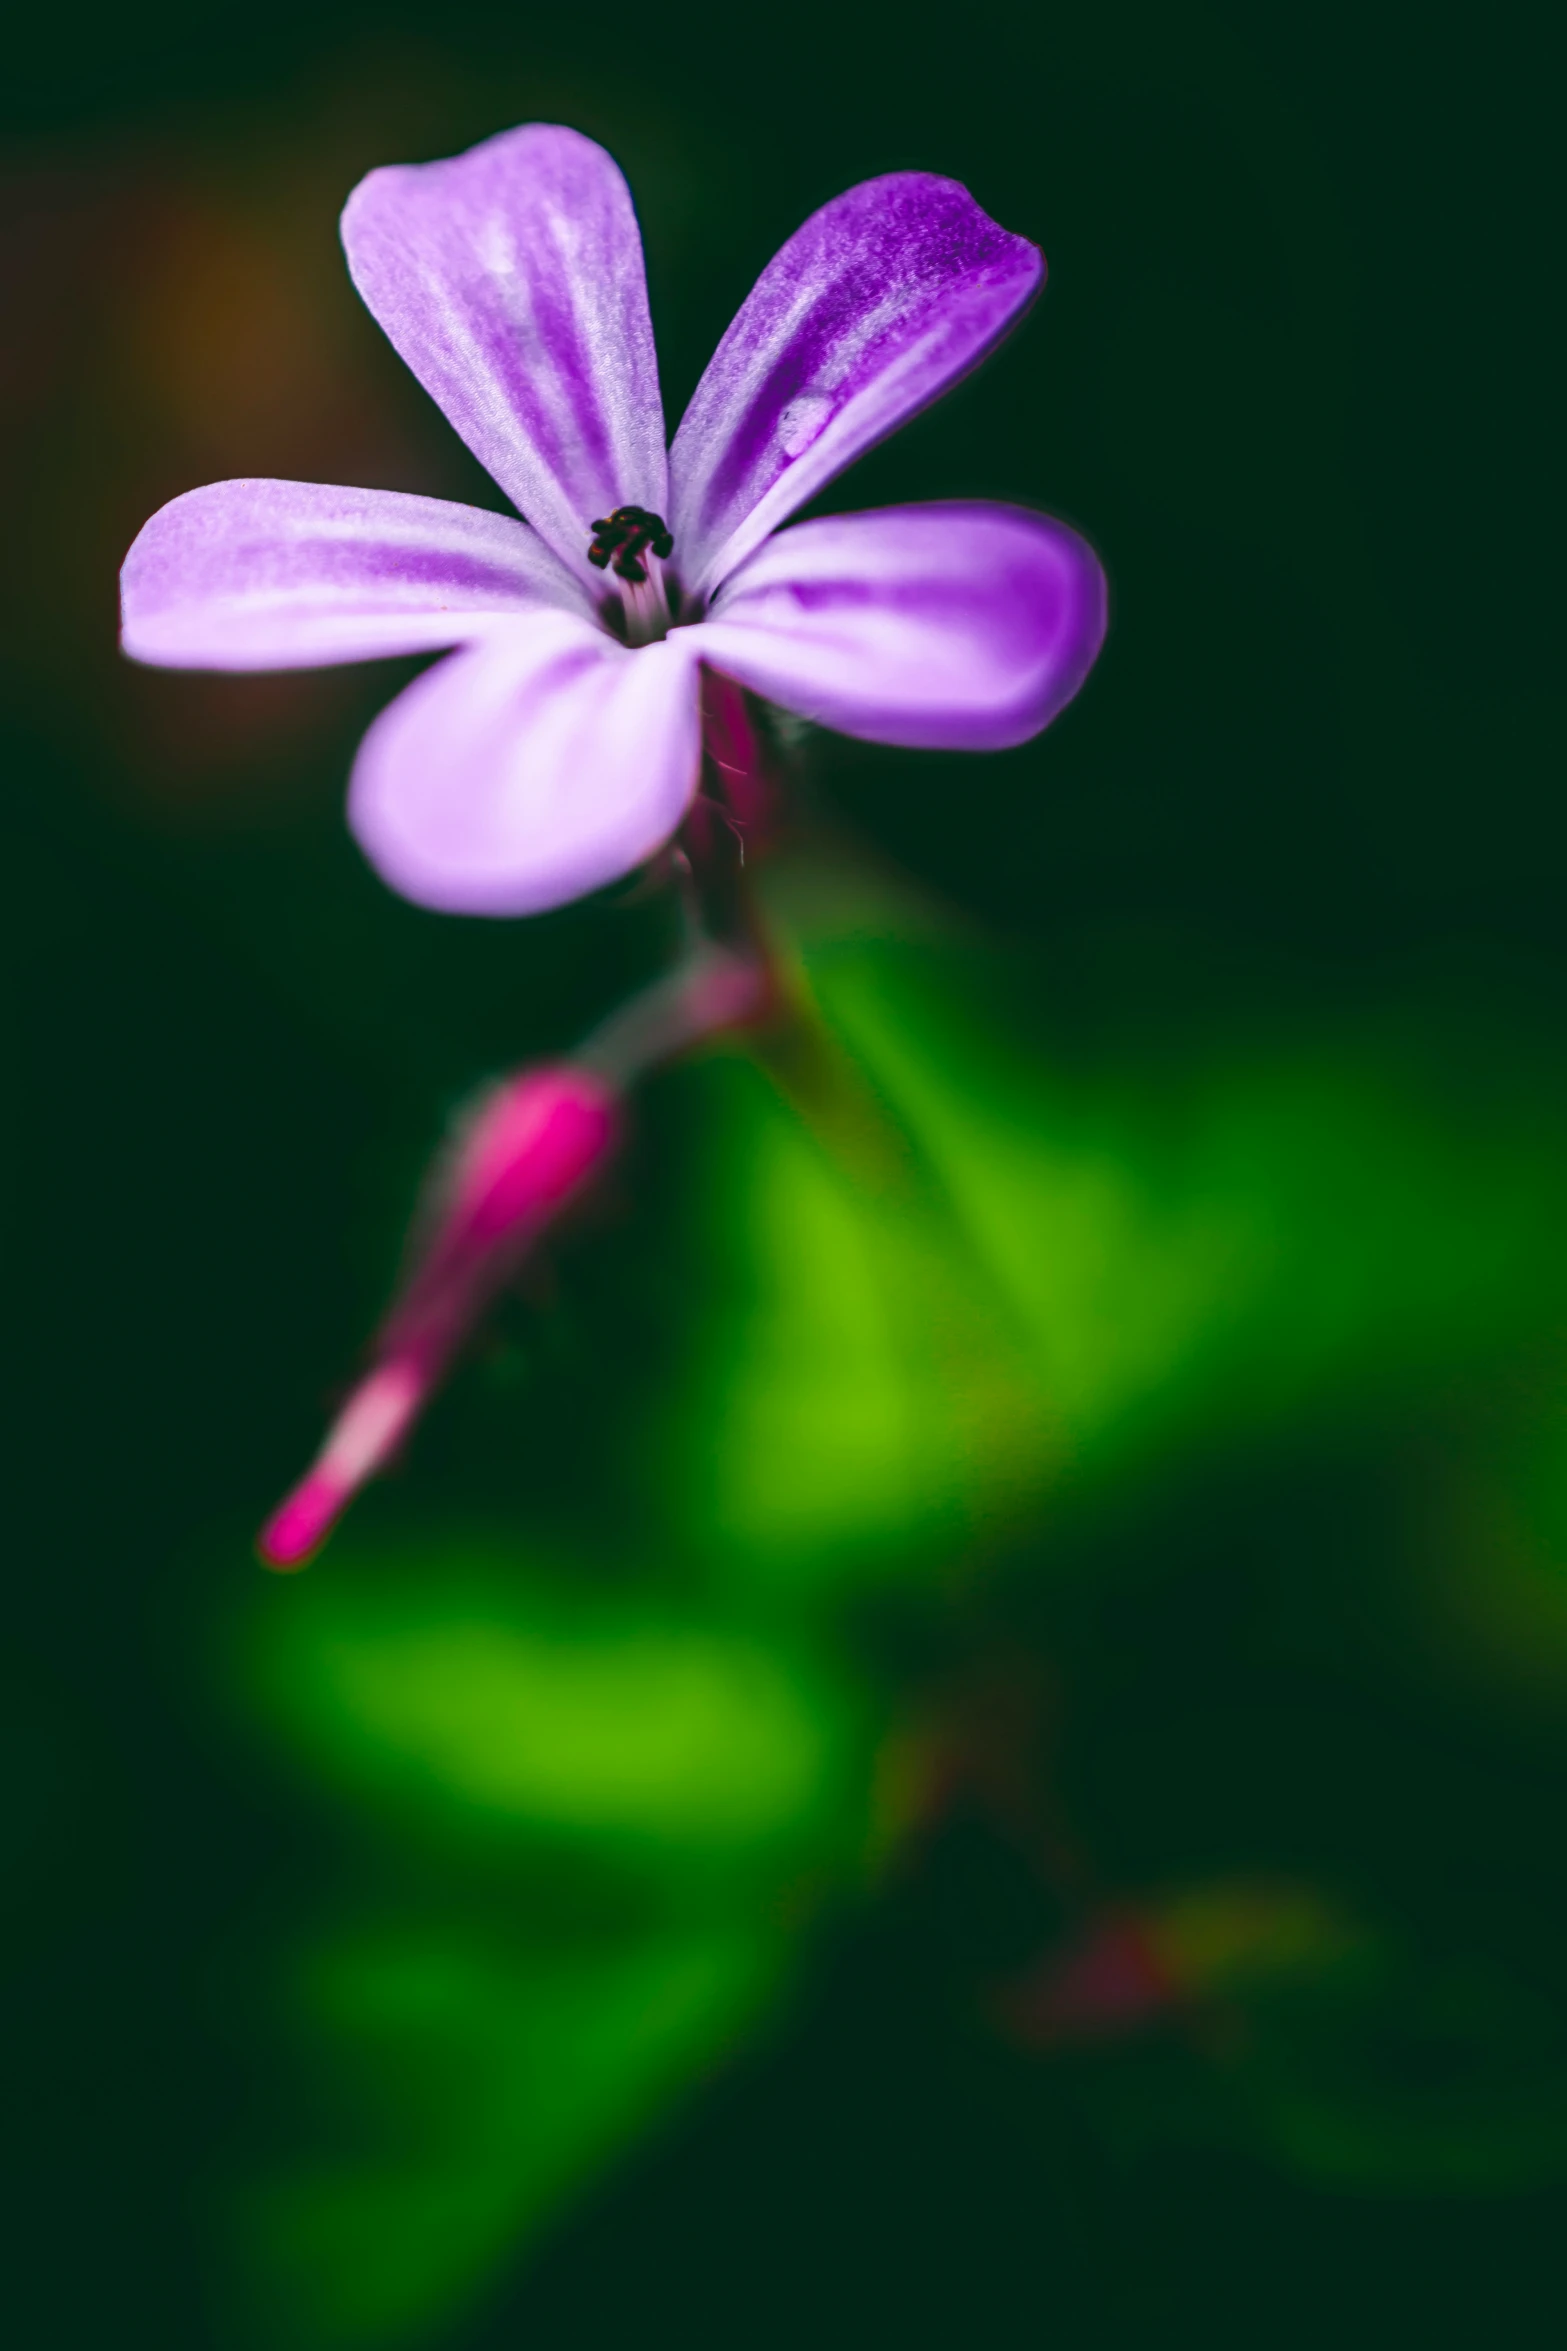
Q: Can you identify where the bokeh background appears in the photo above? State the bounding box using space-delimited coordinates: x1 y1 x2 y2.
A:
4 1 1563 2343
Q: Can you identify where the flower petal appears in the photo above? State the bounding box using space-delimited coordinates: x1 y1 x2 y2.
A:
341 125 668 583
689 503 1107 750
348 613 703 916
669 177 1042 599
120 478 589 669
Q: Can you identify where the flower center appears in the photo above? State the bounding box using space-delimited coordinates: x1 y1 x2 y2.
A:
587 505 674 586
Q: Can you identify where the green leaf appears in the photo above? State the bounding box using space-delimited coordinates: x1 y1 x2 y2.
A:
232 1534 882 2345
245 1913 783 2348
658 916 1567 1598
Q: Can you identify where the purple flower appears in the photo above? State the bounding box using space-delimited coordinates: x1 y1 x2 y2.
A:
120 124 1107 916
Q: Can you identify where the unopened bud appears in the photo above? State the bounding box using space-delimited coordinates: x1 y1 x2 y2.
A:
257 1064 619 1570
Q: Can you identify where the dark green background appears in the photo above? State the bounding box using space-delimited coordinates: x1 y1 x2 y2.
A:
3 1 1562 2343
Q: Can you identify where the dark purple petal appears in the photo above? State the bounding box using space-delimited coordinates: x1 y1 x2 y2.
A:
120 478 589 669
669 177 1042 599
349 613 704 915
341 125 668 583
689 503 1107 750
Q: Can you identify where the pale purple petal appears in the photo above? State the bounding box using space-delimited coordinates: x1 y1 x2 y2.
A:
348 613 703 915
341 125 668 584
120 478 589 670
668 177 1042 600
687 503 1107 750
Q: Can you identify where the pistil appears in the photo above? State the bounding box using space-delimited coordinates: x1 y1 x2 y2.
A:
617 569 669 646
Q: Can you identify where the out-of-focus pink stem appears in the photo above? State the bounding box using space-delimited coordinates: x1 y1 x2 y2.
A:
257 1067 618 1572
578 941 773 1089
378 1063 620 1369
258 1360 426 1570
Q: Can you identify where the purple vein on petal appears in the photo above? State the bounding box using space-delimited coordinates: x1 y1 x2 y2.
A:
690 502 1106 751
670 174 1043 598
348 613 704 917
341 124 669 584
120 478 590 670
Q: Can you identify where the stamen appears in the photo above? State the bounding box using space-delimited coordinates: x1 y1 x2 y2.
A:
587 504 674 584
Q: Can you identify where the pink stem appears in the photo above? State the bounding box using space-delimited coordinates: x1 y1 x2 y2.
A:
258 1066 619 1571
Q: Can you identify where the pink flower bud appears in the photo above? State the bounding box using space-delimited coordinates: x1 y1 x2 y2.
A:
258 1065 618 1570
445 1065 620 1247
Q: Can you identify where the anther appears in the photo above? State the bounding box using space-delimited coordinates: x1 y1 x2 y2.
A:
587 505 674 586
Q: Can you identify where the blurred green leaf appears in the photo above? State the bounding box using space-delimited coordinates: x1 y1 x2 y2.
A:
810 942 1567 1467
236 1534 883 2344
1247 1950 1567 2191
664 1049 1055 1588
245 1536 873 1880
1083 1928 1567 2196
658 911 1567 1603
248 1913 783 2347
